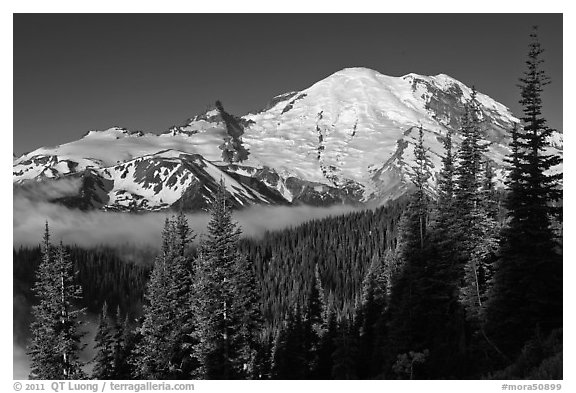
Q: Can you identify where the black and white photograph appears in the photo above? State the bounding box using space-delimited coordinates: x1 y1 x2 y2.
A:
11 9 565 387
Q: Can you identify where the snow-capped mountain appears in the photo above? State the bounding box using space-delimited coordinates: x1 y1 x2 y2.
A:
13 67 563 211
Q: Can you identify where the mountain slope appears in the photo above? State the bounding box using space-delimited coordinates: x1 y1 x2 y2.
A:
13 67 563 211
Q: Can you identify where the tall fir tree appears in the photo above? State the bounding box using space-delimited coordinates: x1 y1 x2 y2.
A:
28 224 85 379
232 252 264 378
458 202 499 324
119 316 142 380
431 126 459 286
384 128 434 376
356 254 388 378
133 219 176 378
486 27 562 359
300 267 324 377
431 125 459 282
331 318 359 379
92 302 116 379
437 128 455 214
270 308 308 379
503 123 523 220
133 214 197 379
455 88 487 214
93 303 129 379
309 265 337 379
393 125 433 263
192 179 263 379
112 306 128 379
167 212 200 376
409 125 433 250
421 124 473 377
451 88 500 326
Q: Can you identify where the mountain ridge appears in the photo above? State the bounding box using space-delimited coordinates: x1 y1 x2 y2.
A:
13 67 563 211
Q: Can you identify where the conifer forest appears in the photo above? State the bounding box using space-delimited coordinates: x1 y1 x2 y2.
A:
13 26 562 380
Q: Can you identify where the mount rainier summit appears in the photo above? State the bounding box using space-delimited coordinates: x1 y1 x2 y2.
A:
13 67 563 211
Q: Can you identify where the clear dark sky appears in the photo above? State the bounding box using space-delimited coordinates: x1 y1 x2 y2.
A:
13 13 562 155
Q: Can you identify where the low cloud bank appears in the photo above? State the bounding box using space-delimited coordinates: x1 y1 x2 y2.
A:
14 180 361 248
16 177 83 201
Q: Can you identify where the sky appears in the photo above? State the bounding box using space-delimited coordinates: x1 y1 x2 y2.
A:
13 13 563 155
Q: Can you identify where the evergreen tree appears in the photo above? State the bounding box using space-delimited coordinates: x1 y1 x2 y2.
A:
174 211 192 258
384 131 433 376
314 312 337 379
309 265 337 379
459 163 499 326
431 126 459 268
232 252 264 378
133 214 197 379
458 205 499 323
439 129 455 205
503 123 523 220
92 302 115 379
112 306 127 378
252 335 274 379
409 125 433 250
192 179 263 379
450 88 500 326
167 212 200 376
486 27 563 359
331 319 359 379
270 309 308 379
455 88 487 215
120 316 142 380
301 268 323 377
28 224 85 379
419 127 471 375
393 126 433 263
133 222 175 378
92 303 129 379
357 255 388 378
